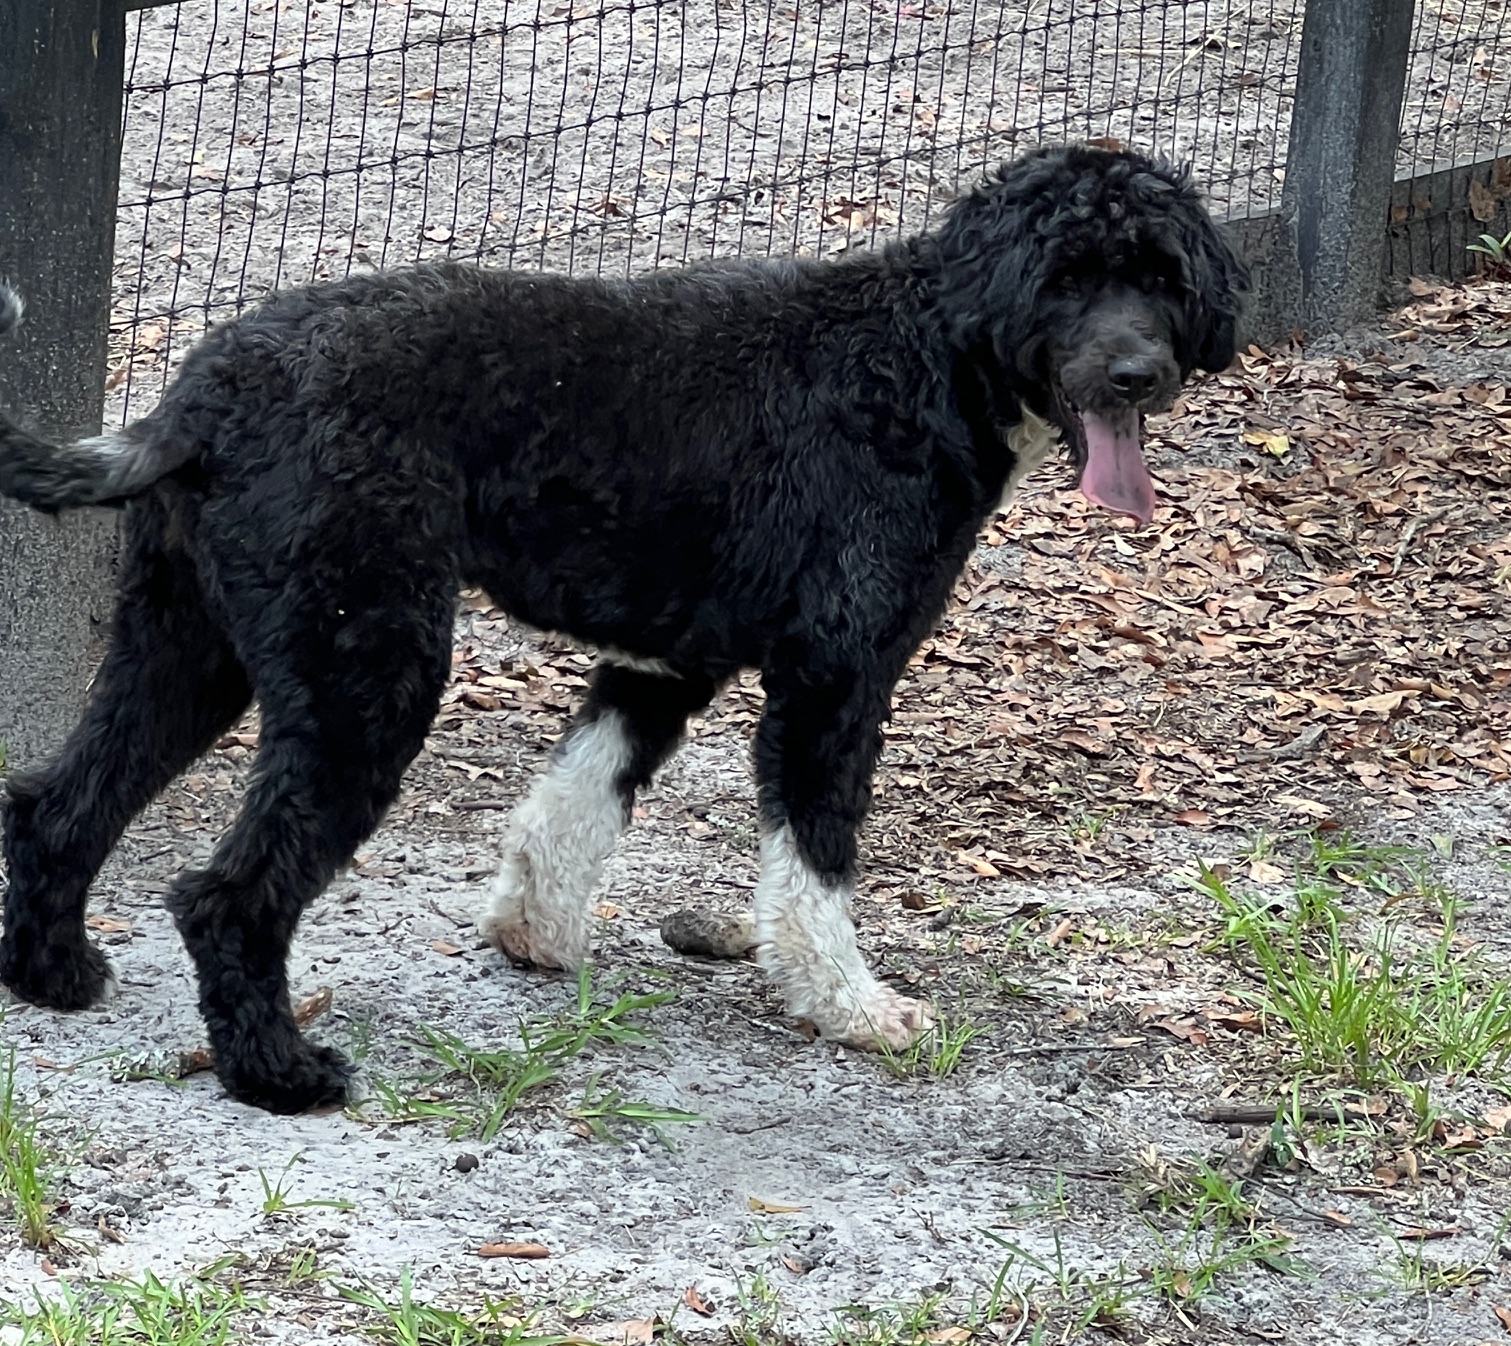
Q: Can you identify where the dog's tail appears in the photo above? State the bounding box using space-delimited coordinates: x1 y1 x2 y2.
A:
0 282 195 512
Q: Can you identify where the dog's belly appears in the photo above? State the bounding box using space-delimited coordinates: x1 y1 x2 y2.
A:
463 541 763 671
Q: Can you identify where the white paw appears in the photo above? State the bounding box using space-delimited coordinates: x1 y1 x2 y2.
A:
476 905 588 971
823 986 936 1052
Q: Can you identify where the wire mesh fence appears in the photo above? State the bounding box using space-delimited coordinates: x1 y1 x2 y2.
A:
111 0 1511 425
1401 0 1511 174
1388 0 1511 278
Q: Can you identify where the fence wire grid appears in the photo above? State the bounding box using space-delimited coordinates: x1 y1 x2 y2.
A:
111 0 1511 424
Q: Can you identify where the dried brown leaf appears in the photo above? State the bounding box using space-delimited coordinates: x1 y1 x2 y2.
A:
747 1196 808 1214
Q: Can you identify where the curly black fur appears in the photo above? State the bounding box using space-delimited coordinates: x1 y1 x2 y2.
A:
0 146 1245 1113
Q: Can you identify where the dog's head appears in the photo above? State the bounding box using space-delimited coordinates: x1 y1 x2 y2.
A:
929 145 1248 524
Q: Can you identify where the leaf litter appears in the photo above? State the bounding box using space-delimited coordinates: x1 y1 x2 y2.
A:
837 285 1511 895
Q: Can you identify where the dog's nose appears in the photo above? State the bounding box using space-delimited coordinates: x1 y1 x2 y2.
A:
1108 357 1160 402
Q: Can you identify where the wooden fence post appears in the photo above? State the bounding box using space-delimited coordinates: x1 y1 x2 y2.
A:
0 0 125 768
1282 0 1416 333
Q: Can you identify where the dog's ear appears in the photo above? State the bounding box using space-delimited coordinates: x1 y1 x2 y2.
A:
1173 208 1249 374
928 149 1073 379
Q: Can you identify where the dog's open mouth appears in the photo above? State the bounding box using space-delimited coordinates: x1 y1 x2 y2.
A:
1072 407 1155 527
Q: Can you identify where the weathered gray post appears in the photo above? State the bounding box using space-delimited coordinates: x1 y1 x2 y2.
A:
1282 0 1416 333
0 0 125 769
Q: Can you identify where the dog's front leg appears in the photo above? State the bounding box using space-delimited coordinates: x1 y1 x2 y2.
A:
478 711 631 970
751 669 934 1051
478 663 717 969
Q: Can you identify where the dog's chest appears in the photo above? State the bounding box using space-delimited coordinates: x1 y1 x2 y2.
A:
996 410 1060 513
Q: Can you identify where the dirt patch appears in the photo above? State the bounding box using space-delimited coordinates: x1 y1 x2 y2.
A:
1 662 1509 1344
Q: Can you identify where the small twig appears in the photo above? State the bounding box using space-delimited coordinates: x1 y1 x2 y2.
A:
727 1117 796 1138
426 898 472 929
999 1039 1140 1057
1193 1102 1377 1125
1236 722 1326 764
980 1159 1123 1179
1394 1225 1460 1241
1160 33 1215 91
1391 507 1448 576
452 798 512 812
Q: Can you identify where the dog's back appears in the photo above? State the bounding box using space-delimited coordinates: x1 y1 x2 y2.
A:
96 257 958 672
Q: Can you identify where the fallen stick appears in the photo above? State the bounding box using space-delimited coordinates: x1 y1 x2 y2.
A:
1391 507 1448 576
1193 1101 1380 1125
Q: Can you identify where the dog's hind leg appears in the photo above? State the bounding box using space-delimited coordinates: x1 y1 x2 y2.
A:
1 504 253 1012
478 661 717 970
165 589 454 1115
751 666 935 1052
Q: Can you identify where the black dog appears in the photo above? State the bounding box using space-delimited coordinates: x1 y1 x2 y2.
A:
0 146 1245 1113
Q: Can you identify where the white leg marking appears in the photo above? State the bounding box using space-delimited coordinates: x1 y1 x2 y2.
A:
752 826 934 1050
599 647 678 678
477 711 633 969
997 409 1060 513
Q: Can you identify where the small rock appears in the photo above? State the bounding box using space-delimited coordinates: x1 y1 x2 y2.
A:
659 909 756 960
98 1190 147 1219
454 1153 480 1174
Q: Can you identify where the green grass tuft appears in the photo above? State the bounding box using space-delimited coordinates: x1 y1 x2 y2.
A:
361 966 689 1142
0 1267 248 1345
1196 843 1511 1088
570 1075 700 1148
879 1014 981 1080
258 1152 356 1217
0 1042 59 1248
338 1267 565 1346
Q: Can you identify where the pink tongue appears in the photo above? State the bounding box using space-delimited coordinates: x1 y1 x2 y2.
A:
1079 411 1155 526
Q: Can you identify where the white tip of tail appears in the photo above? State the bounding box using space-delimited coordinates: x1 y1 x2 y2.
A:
0 284 24 339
